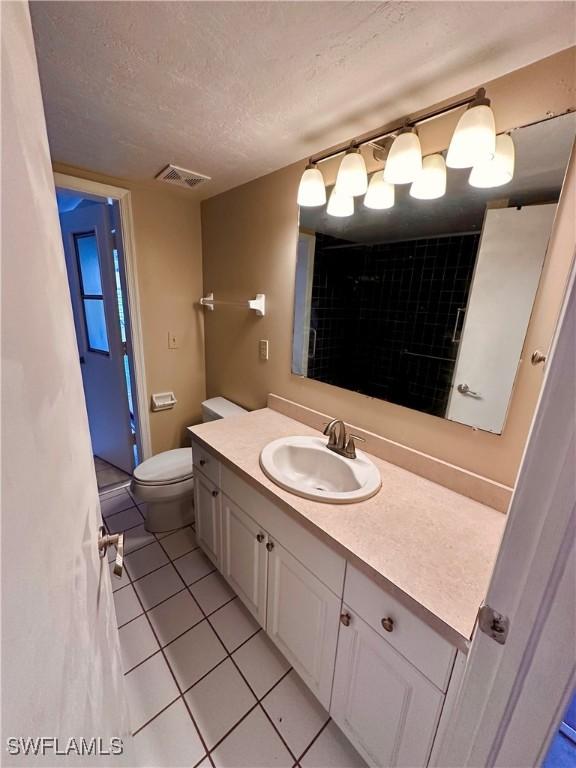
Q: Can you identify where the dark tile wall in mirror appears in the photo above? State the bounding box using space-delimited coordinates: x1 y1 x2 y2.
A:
307 232 480 417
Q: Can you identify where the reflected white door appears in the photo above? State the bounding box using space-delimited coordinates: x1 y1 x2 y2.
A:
61 203 135 472
446 204 556 432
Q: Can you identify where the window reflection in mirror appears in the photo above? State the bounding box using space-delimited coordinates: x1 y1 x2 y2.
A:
292 113 575 434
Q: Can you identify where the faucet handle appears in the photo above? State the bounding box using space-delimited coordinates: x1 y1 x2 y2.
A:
344 434 365 459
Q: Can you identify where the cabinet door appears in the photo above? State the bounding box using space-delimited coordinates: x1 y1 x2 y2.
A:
194 470 221 567
266 540 340 709
331 607 444 768
221 496 267 626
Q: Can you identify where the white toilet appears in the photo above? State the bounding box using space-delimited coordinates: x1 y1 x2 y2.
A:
131 397 246 532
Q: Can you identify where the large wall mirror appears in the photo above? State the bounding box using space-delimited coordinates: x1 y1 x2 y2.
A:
292 113 575 434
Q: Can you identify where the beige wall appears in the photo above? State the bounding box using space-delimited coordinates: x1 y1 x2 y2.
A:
201 48 576 488
53 162 206 455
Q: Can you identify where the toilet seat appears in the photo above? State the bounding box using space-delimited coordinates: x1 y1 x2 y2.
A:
133 448 193 486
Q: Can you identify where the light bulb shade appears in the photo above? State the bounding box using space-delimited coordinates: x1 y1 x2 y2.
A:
327 187 354 217
335 150 368 197
383 131 423 184
364 173 395 209
446 104 496 169
410 154 447 200
297 165 326 206
469 134 515 188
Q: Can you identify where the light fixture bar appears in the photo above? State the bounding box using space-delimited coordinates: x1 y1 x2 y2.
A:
309 89 485 166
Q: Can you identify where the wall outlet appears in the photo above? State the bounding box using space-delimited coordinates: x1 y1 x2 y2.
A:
259 339 269 361
168 331 179 350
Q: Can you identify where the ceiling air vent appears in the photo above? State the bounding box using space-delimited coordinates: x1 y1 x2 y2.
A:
155 164 211 190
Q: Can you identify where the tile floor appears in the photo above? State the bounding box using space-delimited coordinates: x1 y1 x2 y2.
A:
101 485 367 768
95 455 132 492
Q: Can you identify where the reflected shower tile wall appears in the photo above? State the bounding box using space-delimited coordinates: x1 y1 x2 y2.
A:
308 232 480 417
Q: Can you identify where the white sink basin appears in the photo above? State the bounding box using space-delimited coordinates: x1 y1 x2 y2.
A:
259 436 381 504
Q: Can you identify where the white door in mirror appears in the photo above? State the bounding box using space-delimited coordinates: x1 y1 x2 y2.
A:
259 436 381 503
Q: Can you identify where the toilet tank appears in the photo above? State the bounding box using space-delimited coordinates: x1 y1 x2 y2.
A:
201 397 247 422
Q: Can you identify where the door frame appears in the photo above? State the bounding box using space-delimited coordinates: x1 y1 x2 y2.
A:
54 172 152 461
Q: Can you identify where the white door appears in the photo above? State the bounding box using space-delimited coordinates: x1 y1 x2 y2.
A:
331 607 444 768
221 496 268 626
3 1 130 759
266 540 340 709
446 204 556 433
60 203 135 472
194 471 222 567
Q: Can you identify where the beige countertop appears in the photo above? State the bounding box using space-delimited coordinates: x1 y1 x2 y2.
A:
189 408 506 650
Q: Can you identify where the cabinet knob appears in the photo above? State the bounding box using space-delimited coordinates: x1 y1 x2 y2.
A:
212 490 219 498
256 533 265 543
381 616 394 633
199 459 206 466
266 541 274 552
340 612 351 627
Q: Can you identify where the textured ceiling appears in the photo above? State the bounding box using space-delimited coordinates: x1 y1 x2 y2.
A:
30 1 575 200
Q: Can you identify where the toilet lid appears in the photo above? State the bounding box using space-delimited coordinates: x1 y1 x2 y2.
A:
134 448 193 485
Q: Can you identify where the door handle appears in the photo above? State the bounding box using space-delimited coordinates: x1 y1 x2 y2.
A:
457 383 481 398
98 525 125 577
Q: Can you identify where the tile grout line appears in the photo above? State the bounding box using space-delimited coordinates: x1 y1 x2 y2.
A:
124 557 216 768
154 534 303 765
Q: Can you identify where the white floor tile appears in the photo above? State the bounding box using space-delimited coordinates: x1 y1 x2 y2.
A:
161 527 198 560
262 670 329 758
124 652 179 733
124 524 157 554
209 598 260 652
190 571 235 614
232 631 291 699
148 590 203 647
211 706 293 768
184 658 256 749
164 620 226 692
109 560 131 591
132 698 205 768
125 542 169 580
300 721 367 768
173 549 215 585
107 506 144 534
133 564 184 611
113 584 143 626
100 491 135 518
119 614 159 672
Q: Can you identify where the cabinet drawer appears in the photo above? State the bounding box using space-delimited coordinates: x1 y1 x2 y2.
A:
221 465 345 596
344 565 455 691
191 438 221 486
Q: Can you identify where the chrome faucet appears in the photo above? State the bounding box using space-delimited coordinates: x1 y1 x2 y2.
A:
322 419 365 460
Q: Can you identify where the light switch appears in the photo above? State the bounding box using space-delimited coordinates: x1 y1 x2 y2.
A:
259 339 269 361
168 331 179 350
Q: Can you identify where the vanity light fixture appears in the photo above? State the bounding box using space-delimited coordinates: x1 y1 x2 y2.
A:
469 133 515 188
327 187 354 217
335 146 368 197
446 88 496 169
410 154 447 200
364 173 395 209
383 128 422 184
296 88 512 209
297 161 327 206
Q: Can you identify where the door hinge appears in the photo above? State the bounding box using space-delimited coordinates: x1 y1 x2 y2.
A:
477 602 509 645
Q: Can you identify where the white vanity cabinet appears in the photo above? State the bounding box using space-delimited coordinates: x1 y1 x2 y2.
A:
190 437 459 765
266 539 341 706
220 495 268 626
193 468 222 568
331 607 444 767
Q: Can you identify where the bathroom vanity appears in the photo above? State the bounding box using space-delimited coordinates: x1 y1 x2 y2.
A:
189 406 506 767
